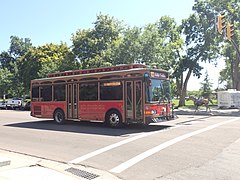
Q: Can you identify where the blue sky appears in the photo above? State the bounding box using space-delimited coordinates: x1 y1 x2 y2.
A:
0 0 224 90
1 0 194 51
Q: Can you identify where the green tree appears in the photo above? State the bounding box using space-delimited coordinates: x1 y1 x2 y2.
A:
18 43 77 95
72 14 123 68
176 0 225 106
140 23 163 65
112 26 142 65
0 68 13 98
200 71 213 98
187 90 201 98
0 36 33 97
155 16 183 71
139 16 183 98
9 36 32 58
194 0 240 90
219 43 236 89
0 51 13 70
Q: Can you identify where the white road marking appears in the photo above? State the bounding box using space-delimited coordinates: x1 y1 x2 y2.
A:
110 117 239 173
69 123 184 164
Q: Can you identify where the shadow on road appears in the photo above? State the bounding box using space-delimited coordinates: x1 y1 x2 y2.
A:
4 120 172 136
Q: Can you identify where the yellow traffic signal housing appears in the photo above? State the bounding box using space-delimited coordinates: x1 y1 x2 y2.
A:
227 22 234 41
218 15 226 34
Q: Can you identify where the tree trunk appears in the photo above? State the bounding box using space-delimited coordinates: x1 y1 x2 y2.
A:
233 53 240 90
178 69 192 107
231 40 240 91
231 59 234 88
176 74 183 99
179 90 186 107
236 54 240 91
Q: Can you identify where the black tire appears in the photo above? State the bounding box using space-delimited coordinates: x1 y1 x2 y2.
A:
6 106 12 110
54 109 66 124
105 110 122 128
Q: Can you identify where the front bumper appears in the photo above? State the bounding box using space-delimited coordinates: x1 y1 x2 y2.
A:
146 114 176 124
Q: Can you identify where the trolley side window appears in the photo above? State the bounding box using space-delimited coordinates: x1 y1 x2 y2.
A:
100 81 123 100
32 86 39 99
54 84 66 101
79 82 98 101
40 85 52 101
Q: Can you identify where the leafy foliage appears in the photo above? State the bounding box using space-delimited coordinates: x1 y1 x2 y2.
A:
200 71 213 98
18 43 78 94
0 68 13 96
0 3 238 102
72 14 123 68
112 26 142 65
175 0 238 106
194 0 240 90
0 36 33 96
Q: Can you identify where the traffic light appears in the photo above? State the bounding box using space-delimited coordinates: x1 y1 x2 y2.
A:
217 15 226 34
227 22 234 41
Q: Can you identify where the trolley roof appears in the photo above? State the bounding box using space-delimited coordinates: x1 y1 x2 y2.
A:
31 64 169 82
48 64 147 78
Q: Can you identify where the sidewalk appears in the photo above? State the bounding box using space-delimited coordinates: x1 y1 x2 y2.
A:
0 150 120 180
175 106 240 116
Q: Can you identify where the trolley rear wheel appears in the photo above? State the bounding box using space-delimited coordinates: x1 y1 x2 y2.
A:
54 109 66 124
106 110 122 128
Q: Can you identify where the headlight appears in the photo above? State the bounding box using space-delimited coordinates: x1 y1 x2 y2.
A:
151 110 157 114
145 109 157 115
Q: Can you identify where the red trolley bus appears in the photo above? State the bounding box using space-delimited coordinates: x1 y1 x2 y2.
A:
30 64 174 127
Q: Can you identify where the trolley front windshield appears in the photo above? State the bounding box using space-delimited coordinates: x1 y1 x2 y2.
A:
146 79 171 103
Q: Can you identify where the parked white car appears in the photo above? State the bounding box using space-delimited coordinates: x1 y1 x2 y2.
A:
0 102 6 109
6 98 23 110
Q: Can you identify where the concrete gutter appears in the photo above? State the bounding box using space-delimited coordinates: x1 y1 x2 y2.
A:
0 150 120 180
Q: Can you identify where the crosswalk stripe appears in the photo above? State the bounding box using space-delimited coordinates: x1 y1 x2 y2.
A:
110 117 239 173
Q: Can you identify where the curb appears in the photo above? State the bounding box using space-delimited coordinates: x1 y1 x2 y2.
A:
174 108 240 117
0 150 120 180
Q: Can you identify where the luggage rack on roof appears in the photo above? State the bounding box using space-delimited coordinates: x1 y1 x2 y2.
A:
47 64 147 78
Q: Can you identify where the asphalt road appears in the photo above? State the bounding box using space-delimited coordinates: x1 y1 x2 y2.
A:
0 110 240 180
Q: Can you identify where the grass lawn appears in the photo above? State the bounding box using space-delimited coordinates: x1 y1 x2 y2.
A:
172 99 218 109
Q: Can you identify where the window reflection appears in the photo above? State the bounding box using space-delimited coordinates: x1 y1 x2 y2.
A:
146 79 171 103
